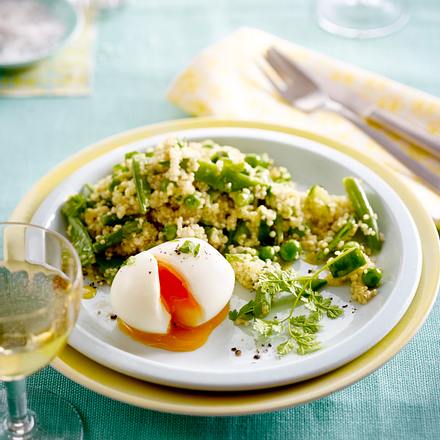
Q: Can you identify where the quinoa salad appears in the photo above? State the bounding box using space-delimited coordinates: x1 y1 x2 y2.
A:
62 138 384 306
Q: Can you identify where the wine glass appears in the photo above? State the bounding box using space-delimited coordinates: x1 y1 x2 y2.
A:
0 222 83 439
316 0 410 39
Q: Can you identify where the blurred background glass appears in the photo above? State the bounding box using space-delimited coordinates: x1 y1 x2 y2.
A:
316 0 409 38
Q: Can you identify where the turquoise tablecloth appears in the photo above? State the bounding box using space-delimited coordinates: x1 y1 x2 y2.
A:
1 1 439 439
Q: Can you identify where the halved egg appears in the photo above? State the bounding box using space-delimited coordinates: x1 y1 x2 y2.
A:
110 238 235 351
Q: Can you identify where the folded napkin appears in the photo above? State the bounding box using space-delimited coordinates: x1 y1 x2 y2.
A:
168 27 440 225
0 8 95 97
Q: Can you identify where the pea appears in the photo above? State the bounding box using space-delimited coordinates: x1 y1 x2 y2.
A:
184 194 201 209
362 267 382 288
280 239 301 262
163 224 177 241
258 246 276 261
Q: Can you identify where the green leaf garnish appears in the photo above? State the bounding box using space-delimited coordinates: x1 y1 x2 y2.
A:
277 339 295 356
253 319 283 337
229 300 255 322
289 312 321 334
311 295 343 319
176 240 201 257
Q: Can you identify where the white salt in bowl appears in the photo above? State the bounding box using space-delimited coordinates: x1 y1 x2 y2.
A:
0 0 81 70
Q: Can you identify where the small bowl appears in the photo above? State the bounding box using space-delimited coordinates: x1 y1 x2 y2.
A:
0 0 81 70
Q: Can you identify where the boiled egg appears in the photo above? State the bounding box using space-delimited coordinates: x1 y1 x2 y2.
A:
110 238 235 351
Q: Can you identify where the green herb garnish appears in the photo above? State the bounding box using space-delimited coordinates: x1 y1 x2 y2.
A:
176 240 201 257
228 248 360 356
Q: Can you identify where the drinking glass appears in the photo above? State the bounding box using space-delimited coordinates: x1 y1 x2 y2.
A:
0 222 83 439
316 0 409 38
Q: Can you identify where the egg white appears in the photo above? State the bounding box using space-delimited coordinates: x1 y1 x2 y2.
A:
111 238 235 334
110 250 171 333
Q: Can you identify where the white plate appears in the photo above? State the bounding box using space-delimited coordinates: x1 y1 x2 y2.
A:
31 127 422 391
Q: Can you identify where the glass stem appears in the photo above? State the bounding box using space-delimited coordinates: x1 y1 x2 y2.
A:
4 379 35 436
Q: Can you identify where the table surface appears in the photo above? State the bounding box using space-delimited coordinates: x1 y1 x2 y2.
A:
1 1 439 439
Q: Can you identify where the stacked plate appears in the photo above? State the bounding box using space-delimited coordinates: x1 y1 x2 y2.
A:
12 119 440 415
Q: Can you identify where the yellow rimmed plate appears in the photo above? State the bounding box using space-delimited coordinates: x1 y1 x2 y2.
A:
11 118 440 415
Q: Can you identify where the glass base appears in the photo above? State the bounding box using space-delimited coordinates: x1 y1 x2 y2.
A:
317 0 409 39
0 388 83 440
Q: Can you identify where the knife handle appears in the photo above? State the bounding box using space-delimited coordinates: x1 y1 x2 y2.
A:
328 103 440 193
368 109 440 160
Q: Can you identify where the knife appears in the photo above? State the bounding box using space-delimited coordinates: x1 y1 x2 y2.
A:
304 71 440 160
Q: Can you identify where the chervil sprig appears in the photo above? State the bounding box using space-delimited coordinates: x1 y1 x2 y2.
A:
228 248 354 356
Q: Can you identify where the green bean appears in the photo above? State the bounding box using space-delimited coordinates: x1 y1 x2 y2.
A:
101 213 119 226
362 267 382 288
328 247 367 278
343 177 382 252
163 224 177 241
310 278 328 291
184 194 201 209
316 218 356 261
195 160 260 192
222 161 260 191
132 158 150 214
194 161 221 188
280 239 301 262
258 246 276 261
66 216 95 265
101 214 134 227
61 194 88 218
93 220 142 254
296 277 327 291
253 290 272 318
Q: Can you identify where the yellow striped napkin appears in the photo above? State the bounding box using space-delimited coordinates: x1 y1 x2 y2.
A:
167 27 440 225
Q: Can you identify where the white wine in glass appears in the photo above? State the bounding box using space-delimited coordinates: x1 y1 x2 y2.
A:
0 223 83 439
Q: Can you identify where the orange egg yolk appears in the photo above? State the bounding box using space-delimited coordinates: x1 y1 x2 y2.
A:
118 262 228 352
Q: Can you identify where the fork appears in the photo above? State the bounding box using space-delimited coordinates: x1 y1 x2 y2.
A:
262 47 440 193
